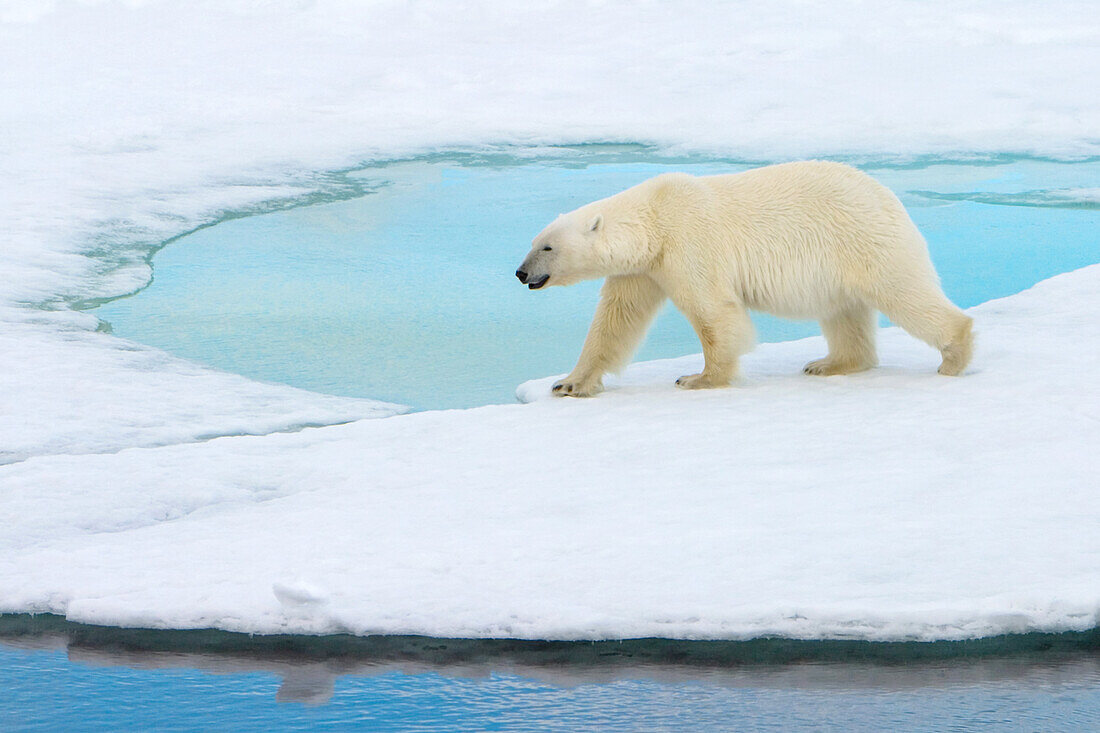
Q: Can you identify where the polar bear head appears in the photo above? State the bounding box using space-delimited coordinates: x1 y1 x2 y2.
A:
515 207 609 289
516 176 677 290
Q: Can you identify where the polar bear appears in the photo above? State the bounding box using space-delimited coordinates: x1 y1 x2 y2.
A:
515 161 973 397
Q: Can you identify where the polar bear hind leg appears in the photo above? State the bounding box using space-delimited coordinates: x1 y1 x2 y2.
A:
936 314 973 376
804 301 878 376
864 278 974 376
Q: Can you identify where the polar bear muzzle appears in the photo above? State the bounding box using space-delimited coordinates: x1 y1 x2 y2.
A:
516 247 554 289
514 268 550 289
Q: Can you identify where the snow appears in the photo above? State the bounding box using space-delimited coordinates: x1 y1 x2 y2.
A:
2 267 1098 640
0 0 1098 640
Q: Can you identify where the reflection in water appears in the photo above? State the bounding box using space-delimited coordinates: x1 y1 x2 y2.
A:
57 645 1100 708
3 615 1099 719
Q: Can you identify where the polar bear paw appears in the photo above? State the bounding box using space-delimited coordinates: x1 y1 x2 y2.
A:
675 373 729 390
552 376 603 398
803 357 874 376
804 358 847 376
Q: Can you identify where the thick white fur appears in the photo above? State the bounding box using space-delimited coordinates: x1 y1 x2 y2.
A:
518 161 974 397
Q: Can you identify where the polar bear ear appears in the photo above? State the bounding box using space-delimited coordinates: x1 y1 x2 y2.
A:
588 214 603 233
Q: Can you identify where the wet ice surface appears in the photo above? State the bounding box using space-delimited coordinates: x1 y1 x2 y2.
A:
92 155 1100 410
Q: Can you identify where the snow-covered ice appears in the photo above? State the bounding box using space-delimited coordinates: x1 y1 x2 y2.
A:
2 268 1098 640
1 1 1098 640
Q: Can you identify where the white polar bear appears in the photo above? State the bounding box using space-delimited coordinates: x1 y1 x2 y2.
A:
516 161 973 397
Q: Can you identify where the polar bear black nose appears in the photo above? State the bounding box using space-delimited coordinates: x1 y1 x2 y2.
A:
515 269 528 283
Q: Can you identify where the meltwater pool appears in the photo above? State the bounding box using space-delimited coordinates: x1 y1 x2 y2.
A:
91 150 1100 410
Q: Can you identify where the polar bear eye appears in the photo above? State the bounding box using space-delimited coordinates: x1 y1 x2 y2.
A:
542 246 552 251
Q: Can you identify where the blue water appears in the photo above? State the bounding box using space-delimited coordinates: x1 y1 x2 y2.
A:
92 152 1100 410
5 643 1100 731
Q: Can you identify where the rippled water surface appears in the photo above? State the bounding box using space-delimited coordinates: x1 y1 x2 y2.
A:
5 639 1100 732
92 151 1100 410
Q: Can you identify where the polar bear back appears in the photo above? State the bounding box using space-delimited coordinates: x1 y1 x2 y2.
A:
650 161 939 320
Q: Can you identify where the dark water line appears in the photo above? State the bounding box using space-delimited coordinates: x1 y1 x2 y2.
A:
4 613 1098 671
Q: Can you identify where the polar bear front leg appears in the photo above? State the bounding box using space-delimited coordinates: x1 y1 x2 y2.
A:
553 275 666 397
675 300 755 390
